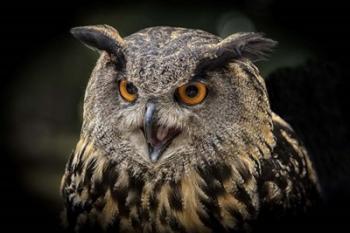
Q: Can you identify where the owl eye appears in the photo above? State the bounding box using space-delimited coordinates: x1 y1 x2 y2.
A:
119 80 138 102
175 81 207 106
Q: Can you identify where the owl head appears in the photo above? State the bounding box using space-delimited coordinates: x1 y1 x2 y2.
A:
72 25 277 181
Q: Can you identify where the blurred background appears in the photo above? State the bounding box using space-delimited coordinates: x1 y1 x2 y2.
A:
1 0 349 232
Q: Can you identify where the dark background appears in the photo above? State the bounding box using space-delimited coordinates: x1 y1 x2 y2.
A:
1 0 349 232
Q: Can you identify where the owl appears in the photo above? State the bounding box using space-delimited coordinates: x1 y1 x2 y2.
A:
61 25 320 233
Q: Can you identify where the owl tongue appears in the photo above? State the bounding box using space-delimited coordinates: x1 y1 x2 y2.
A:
148 124 179 148
156 125 169 142
148 125 169 146
145 123 181 162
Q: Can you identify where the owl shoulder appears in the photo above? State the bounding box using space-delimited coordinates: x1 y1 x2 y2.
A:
60 139 116 232
258 113 320 213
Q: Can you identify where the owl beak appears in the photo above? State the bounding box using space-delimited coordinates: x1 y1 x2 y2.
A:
144 102 161 162
143 102 180 162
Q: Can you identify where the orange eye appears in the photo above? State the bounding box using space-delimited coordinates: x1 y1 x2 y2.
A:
119 80 138 102
176 82 207 106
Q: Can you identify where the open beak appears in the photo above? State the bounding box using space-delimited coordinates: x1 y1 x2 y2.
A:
143 102 181 162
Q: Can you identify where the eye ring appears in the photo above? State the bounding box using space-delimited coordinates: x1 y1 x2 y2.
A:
119 80 138 102
175 81 207 106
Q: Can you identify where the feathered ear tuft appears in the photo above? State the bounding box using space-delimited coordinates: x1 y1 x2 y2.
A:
70 25 125 65
217 32 277 62
195 32 277 73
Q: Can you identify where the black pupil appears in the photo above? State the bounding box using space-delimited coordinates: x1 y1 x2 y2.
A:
126 82 137 94
185 85 199 98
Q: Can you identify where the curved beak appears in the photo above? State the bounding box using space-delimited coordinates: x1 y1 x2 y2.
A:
144 102 161 162
143 102 181 163
144 102 156 145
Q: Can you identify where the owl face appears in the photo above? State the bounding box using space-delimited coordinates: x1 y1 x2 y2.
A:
73 25 276 177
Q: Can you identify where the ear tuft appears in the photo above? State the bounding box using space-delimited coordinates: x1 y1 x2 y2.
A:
195 32 277 73
70 25 125 64
217 32 278 62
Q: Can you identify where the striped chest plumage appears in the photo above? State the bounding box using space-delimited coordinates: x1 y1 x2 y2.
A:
61 140 260 233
